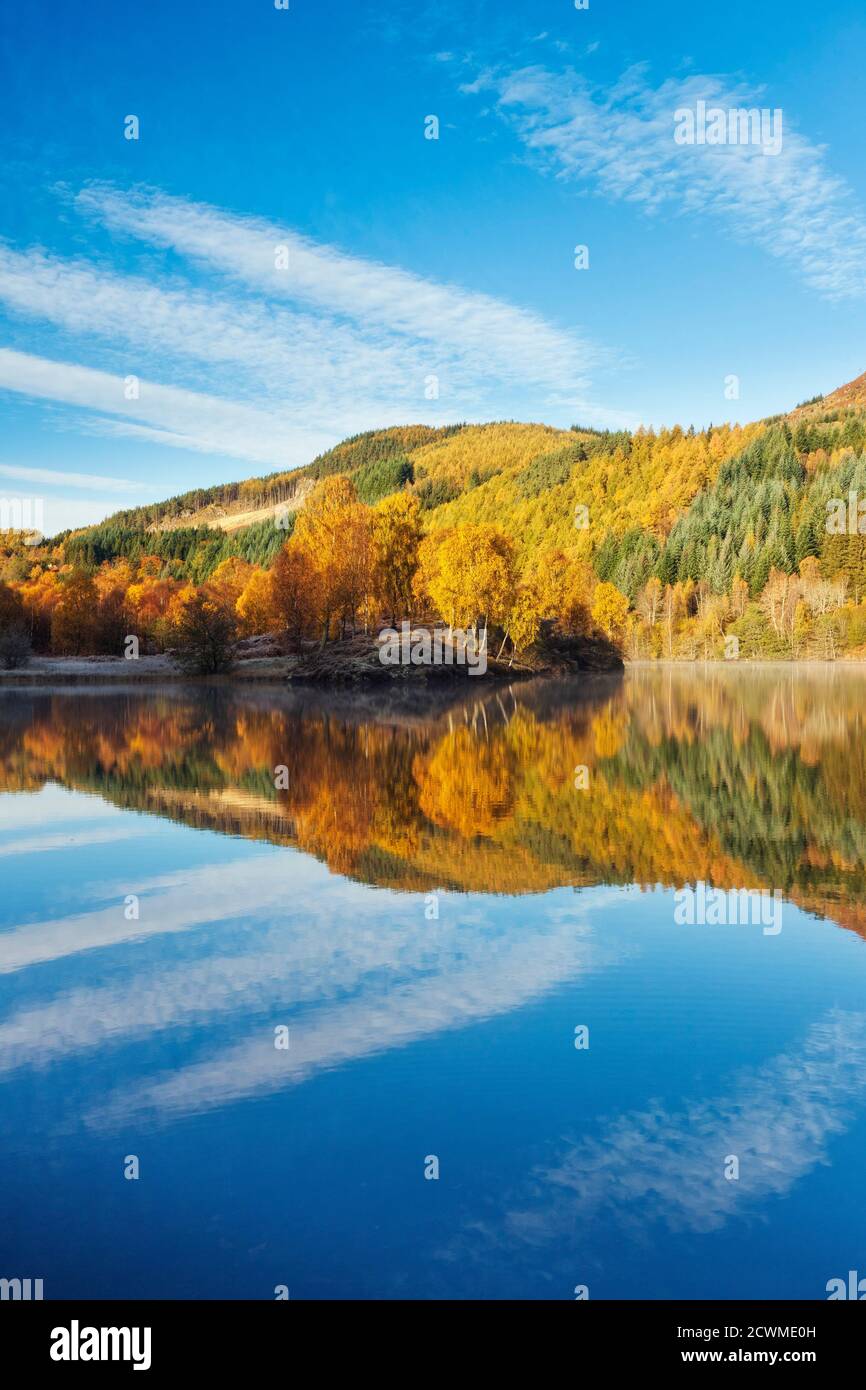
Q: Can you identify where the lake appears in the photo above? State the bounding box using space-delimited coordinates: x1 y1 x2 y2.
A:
1 666 866 1300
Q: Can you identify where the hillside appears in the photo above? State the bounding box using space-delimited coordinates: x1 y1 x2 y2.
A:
70 372 866 570
4 368 866 665
789 368 866 420
60 376 866 602
58 416 761 577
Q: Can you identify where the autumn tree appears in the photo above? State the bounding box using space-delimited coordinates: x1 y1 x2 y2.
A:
339 500 375 634
172 593 238 674
760 568 801 648
798 555 845 616
18 567 60 651
500 549 585 659
0 580 31 668
415 528 455 623
236 567 277 636
502 583 543 662
0 580 24 631
730 574 749 619
126 575 185 649
372 491 422 624
51 570 99 655
208 557 255 609
557 557 594 637
660 584 678 657
293 476 372 641
636 576 662 628
421 525 515 637
92 557 134 655
590 582 630 642
271 543 319 648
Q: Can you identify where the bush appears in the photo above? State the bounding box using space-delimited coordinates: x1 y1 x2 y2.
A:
171 596 238 675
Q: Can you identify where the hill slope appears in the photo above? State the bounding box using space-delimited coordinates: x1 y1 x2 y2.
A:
789 369 866 420
66 416 760 579
6 369 866 664
65 378 861 598
82 371 865 571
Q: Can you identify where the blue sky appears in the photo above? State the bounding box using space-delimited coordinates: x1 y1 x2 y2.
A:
1 0 865 534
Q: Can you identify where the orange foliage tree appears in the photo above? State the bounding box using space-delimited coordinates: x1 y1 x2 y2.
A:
51 570 99 655
271 543 319 647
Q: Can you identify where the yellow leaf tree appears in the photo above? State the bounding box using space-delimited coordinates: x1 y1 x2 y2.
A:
422 525 516 637
293 476 372 640
50 569 99 654
590 581 630 641
236 568 277 636
271 542 320 647
373 492 423 624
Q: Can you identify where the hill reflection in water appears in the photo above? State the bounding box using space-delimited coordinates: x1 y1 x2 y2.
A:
3 666 866 932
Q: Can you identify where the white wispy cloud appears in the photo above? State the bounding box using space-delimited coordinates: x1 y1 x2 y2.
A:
470 64 866 301
0 347 333 468
0 186 622 500
0 884 620 1101
74 183 606 395
0 785 114 831
442 1010 866 1285
0 243 436 408
0 461 148 493
0 827 139 857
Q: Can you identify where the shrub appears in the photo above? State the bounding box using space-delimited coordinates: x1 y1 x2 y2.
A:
172 595 238 674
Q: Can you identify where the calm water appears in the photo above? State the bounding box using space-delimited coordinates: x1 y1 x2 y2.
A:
2 667 866 1300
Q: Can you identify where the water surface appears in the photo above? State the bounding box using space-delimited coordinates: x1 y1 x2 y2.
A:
1 667 866 1299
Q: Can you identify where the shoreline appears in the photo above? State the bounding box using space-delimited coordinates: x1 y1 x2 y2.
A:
625 658 866 670
0 631 624 687
3 654 866 689
5 656 866 689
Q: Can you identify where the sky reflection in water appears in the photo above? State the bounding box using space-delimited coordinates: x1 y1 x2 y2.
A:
1 668 866 1298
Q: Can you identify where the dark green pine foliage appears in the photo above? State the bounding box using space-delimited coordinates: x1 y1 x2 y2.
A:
515 444 581 500
305 425 462 482
351 454 413 505
656 427 805 595
64 515 292 581
652 421 866 598
593 527 661 600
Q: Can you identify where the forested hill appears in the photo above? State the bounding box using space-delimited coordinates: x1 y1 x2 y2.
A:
55 368 866 591
4 368 866 662
50 424 467 577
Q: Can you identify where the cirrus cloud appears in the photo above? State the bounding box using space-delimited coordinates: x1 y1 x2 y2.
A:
468 63 866 302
